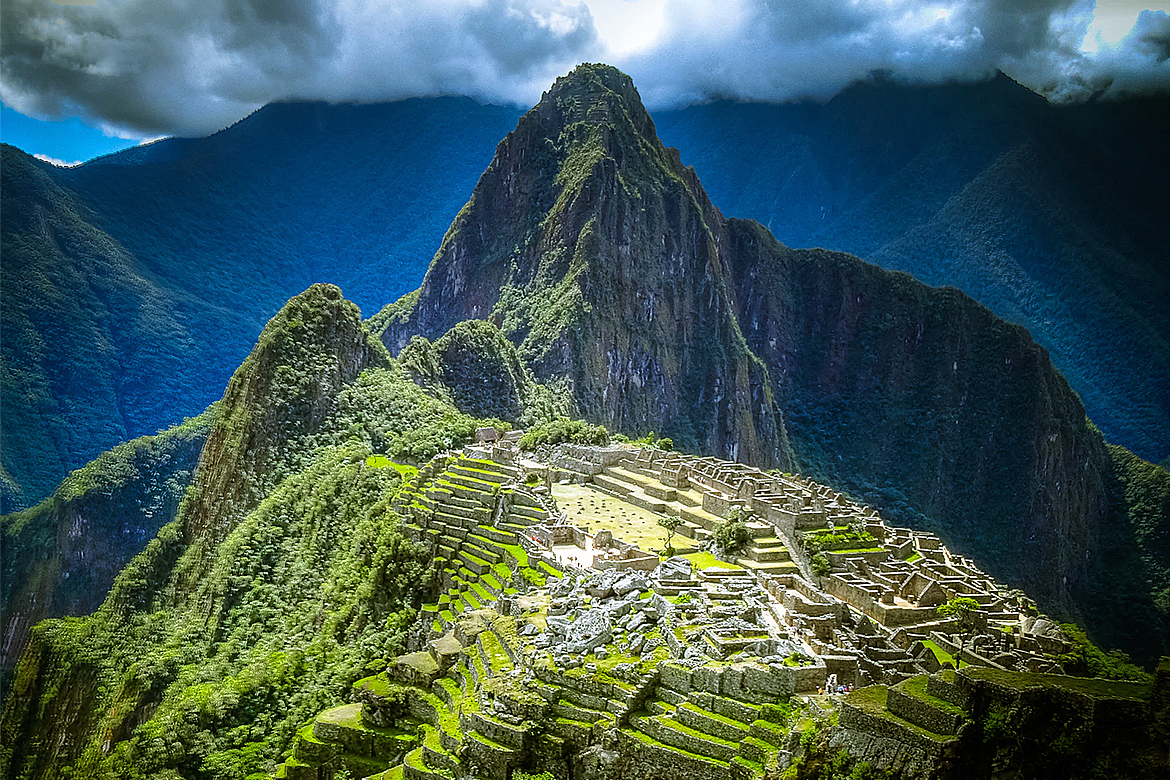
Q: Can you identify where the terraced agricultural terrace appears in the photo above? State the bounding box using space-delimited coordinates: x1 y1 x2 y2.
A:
273 442 1152 779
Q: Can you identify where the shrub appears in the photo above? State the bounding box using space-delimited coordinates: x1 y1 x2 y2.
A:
802 527 877 555
810 552 831 576
517 417 609 450
713 518 751 556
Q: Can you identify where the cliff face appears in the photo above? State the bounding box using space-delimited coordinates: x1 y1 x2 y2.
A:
724 220 1112 615
378 64 791 468
1 412 212 673
377 64 1146 651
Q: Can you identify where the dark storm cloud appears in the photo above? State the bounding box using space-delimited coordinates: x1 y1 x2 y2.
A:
1 0 1167 139
0 0 599 136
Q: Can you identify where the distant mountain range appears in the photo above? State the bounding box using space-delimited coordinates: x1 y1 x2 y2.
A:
653 76 1170 468
3 74 1165 514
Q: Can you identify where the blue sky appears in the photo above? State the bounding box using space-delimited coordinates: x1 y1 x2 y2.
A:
1 104 141 165
3 0 1167 166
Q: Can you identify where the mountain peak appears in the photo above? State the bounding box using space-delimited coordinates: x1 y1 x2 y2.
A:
531 62 658 144
543 63 639 108
377 64 786 465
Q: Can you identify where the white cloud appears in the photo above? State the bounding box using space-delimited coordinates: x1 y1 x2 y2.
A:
33 153 81 167
1 0 1167 139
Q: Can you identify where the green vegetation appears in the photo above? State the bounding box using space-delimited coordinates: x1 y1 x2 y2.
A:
334 365 483 463
1079 445 1170 663
1 407 216 675
921 639 956 669
4 445 429 780
810 553 831 577
781 717 894 780
399 320 570 426
713 508 751 556
657 516 684 557
1057 623 1152 682
518 417 610 450
801 527 878 555
0 288 526 779
614 431 675 451
680 551 741 570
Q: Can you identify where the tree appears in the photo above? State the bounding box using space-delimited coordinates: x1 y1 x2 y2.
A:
937 597 981 668
658 516 684 557
810 552 831 577
713 517 751 556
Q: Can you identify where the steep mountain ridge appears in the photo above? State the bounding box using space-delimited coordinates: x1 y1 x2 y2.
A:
5 77 1166 513
724 221 1111 616
378 65 790 467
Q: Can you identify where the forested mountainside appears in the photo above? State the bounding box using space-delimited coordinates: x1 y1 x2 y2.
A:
0 98 522 512
0 283 544 779
3 75 1166 513
654 78 1170 465
0 411 214 673
378 64 1169 662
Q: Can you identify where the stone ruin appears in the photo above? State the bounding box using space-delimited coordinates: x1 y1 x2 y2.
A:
271 442 1095 780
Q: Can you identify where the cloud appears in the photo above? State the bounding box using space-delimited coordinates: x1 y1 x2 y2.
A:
1 0 599 136
1 0 1167 139
622 0 1169 106
33 153 81 167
